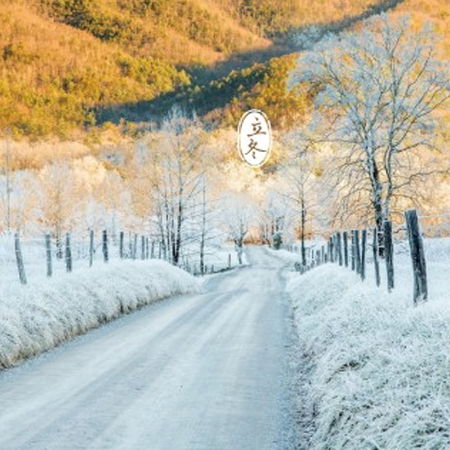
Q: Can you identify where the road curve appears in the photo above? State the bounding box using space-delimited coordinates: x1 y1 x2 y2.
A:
0 247 297 450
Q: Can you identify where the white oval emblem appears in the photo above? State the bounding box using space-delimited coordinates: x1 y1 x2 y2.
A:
238 109 272 167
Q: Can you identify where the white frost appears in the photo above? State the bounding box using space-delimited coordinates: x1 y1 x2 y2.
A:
0 260 199 370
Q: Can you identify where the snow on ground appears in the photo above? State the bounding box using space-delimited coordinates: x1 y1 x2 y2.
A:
287 238 450 449
180 242 246 274
0 260 199 370
0 247 295 450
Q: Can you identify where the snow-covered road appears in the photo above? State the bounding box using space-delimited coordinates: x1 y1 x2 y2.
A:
0 247 298 450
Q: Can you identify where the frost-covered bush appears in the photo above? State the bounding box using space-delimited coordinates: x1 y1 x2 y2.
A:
0 260 199 370
288 264 450 450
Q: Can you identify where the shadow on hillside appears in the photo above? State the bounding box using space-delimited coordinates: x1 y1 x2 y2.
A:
94 0 405 128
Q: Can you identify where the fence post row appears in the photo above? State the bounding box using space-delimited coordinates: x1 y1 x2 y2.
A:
405 210 428 304
291 210 427 307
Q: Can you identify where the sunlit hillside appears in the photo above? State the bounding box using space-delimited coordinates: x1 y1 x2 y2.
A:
0 0 405 138
0 0 450 138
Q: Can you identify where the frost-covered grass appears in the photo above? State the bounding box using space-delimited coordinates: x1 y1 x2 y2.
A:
288 238 450 450
0 260 199 370
180 242 245 274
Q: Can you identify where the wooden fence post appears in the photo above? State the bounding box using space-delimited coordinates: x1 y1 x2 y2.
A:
45 233 52 278
151 241 155 259
336 232 343 266
351 230 356 271
405 210 428 304
343 231 349 267
355 230 361 275
15 233 27 285
141 236 145 260
128 232 133 259
228 253 231 269
132 234 138 260
65 233 72 273
361 229 367 281
89 230 94 267
329 237 334 263
372 227 381 287
384 220 394 292
119 231 124 259
102 230 109 263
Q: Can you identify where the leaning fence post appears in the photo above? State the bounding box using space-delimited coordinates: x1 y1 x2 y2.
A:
102 230 109 263
45 233 52 278
65 233 72 273
405 210 428 304
15 233 27 285
384 220 394 292
372 227 380 287
361 229 367 281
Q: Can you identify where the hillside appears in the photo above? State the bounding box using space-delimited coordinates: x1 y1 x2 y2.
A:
0 0 449 138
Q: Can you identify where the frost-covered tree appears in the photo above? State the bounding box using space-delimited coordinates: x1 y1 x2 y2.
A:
38 161 76 258
290 14 450 246
148 109 207 266
222 192 255 264
278 133 318 265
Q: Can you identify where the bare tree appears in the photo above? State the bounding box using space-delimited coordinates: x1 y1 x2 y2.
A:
148 109 206 266
290 14 450 247
222 193 254 265
39 161 75 258
278 134 318 265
